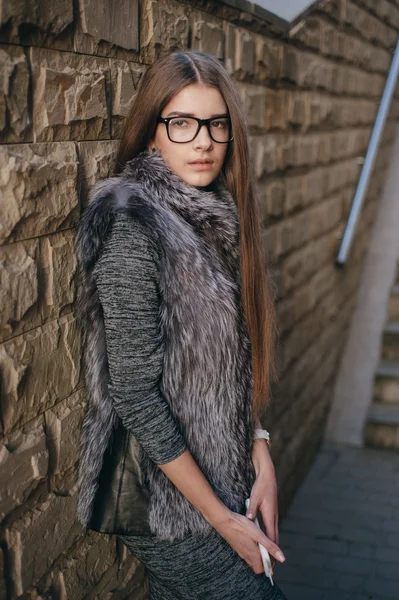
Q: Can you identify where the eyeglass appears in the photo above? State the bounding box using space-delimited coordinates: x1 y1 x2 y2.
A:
156 114 234 144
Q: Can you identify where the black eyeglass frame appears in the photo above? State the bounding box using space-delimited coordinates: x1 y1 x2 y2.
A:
156 115 234 144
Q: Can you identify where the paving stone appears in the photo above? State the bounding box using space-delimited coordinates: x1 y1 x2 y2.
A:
335 573 364 592
373 546 399 564
364 577 399 599
279 442 399 597
347 541 374 559
279 582 324 599
375 560 399 581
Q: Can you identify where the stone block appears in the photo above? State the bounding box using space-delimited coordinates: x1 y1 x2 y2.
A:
0 313 81 435
284 133 332 170
0 0 73 46
78 0 139 52
5 484 83 596
30 47 110 142
265 89 287 130
305 92 333 129
0 415 48 521
0 142 79 244
252 134 281 179
40 229 78 321
45 389 86 475
35 531 118 599
326 158 360 196
0 45 31 143
236 83 266 129
282 227 338 293
281 47 332 91
191 14 224 59
140 0 190 63
345 2 397 50
0 230 78 343
233 28 255 81
0 239 39 341
284 173 306 213
110 61 146 138
286 91 309 130
77 140 119 206
83 542 147 599
255 36 282 82
258 178 285 220
289 16 321 52
261 225 279 265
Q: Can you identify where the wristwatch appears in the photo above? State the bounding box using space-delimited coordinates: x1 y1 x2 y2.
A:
254 428 271 449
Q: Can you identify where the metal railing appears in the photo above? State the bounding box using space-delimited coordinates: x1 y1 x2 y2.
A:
336 38 399 267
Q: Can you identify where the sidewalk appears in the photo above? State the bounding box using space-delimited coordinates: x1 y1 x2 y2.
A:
276 443 399 600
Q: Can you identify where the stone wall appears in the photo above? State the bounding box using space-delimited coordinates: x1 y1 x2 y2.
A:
1 0 399 597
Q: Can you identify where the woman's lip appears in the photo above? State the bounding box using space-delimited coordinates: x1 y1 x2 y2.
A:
189 162 214 170
189 160 213 164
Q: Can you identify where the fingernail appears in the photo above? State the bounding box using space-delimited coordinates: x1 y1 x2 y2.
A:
276 551 285 562
246 512 253 519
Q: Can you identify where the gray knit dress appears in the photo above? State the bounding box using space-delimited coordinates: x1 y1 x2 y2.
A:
93 212 288 600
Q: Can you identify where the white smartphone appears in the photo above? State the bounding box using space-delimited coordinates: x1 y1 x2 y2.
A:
245 498 274 586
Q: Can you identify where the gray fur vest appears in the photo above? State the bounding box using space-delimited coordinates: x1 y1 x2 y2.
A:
74 148 256 541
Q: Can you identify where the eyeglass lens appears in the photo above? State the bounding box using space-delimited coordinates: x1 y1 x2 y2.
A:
168 117 231 143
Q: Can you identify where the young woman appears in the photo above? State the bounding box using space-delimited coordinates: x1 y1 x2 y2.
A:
75 49 288 599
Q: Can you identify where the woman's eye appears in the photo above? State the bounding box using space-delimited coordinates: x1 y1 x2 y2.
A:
211 120 227 128
171 119 190 127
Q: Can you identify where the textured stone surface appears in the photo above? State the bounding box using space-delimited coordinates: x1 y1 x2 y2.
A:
0 239 39 341
0 415 48 521
5 480 82 596
0 230 78 343
45 389 85 475
40 229 78 321
0 45 31 143
0 313 81 435
0 0 73 43
78 0 139 51
0 143 79 244
77 140 119 205
191 13 224 59
233 27 255 80
35 532 117 599
255 36 282 82
30 47 110 142
140 0 190 62
110 61 146 138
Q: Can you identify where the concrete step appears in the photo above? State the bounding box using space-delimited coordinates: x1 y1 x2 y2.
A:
373 360 399 404
387 285 399 321
381 321 399 361
364 402 399 450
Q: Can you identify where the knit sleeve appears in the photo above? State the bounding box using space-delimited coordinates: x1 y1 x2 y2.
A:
92 212 188 464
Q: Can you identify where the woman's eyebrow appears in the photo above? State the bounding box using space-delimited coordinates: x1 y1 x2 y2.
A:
165 111 229 118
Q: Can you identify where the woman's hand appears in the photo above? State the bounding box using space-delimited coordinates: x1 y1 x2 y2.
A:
213 509 285 574
246 438 282 571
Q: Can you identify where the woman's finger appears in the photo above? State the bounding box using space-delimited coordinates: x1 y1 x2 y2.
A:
260 507 277 544
252 523 285 564
245 496 260 520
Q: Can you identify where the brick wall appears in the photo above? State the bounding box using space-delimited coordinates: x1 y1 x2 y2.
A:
1 0 399 597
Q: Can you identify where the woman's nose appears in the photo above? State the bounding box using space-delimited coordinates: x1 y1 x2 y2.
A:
193 124 213 148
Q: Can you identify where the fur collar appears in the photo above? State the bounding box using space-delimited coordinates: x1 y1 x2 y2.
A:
77 148 240 276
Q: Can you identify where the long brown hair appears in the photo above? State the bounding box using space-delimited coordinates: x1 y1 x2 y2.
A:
114 50 277 420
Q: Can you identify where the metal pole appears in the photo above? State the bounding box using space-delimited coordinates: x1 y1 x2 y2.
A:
336 38 399 267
